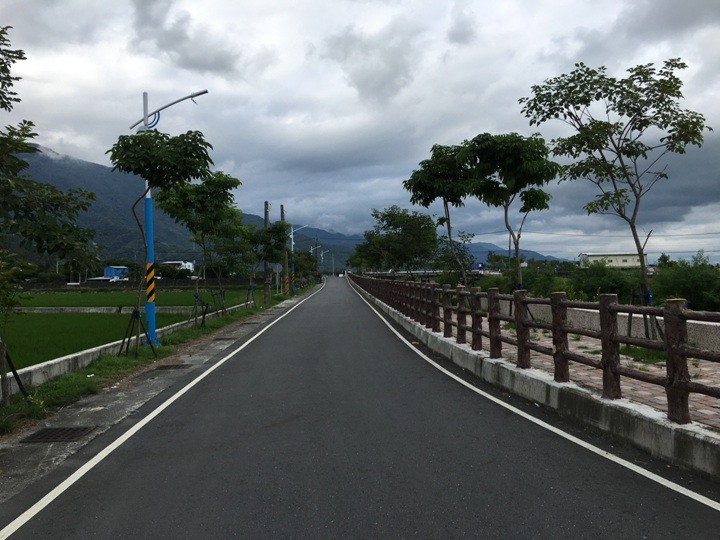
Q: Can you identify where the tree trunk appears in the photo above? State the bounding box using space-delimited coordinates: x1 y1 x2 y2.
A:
628 221 649 299
443 199 467 285
504 203 523 288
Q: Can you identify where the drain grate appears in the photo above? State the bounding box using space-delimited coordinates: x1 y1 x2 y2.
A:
154 364 190 370
21 426 97 443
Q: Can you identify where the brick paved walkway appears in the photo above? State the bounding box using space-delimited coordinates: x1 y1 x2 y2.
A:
445 320 720 432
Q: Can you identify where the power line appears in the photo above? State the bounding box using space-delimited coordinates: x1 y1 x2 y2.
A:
471 230 720 239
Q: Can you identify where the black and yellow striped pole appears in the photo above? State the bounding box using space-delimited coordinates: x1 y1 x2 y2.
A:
144 184 159 345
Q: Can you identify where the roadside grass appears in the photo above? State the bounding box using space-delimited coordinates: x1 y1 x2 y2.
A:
0 289 301 434
620 344 666 365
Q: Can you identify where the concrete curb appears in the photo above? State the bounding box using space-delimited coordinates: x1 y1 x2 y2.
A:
353 282 720 478
9 302 253 395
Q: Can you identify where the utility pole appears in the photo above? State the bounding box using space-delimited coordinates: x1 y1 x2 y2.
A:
281 205 290 295
264 201 271 306
129 89 207 346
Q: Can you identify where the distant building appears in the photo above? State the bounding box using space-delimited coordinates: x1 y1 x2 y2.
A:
103 265 129 279
160 261 195 273
578 253 647 269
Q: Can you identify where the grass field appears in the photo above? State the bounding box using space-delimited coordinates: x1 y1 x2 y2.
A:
2 287 266 369
18 287 252 308
2 312 192 369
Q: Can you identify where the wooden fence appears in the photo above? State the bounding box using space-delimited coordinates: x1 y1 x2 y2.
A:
349 274 720 425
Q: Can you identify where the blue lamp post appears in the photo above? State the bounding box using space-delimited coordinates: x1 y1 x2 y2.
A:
129 89 208 345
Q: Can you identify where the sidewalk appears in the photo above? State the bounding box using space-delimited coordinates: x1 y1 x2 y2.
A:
492 329 720 432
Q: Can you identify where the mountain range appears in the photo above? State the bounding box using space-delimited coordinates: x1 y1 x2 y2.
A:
20 148 559 269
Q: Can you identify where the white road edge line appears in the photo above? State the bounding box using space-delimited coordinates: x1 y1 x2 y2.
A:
349 279 720 513
0 282 326 539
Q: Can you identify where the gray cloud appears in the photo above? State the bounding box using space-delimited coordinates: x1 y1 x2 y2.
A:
321 18 424 102
447 1 477 45
2 0 719 262
130 0 243 76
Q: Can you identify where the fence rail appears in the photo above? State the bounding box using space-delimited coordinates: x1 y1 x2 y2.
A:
349 274 720 425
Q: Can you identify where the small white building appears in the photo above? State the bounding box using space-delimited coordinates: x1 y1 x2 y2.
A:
578 253 647 269
161 260 195 273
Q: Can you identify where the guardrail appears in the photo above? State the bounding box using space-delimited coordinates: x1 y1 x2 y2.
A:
349 274 720 424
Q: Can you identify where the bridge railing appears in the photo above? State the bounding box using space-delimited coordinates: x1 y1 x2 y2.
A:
349 274 720 425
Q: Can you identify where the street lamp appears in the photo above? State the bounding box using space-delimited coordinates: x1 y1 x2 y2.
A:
289 224 308 293
129 89 208 346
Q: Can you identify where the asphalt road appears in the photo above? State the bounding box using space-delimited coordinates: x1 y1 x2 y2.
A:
1 277 719 538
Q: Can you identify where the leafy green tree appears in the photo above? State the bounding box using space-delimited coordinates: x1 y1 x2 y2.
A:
0 26 97 404
520 59 711 298
106 128 214 269
522 260 565 298
368 206 438 280
404 144 469 283
656 253 674 268
155 170 241 287
485 251 510 272
651 251 720 311
348 230 385 272
349 207 438 278
432 232 475 286
292 250 318 280
569 261 635 303
459 132 559 288
242 221 290 305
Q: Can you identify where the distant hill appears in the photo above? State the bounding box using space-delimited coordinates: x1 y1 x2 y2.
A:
20 148 365 268
20 147 560 268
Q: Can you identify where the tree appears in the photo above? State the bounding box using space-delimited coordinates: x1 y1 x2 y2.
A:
0 26 97 405
242 221 290 304
350 206 437 279
107 129 214 270
652 251 720 311
459 132 559 288
155 170 241 294
347 230 385 272
520 58 711 298
432 232 475 286
404 144 469 283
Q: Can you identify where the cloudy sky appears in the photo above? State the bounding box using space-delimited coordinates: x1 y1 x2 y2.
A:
2 0 719 262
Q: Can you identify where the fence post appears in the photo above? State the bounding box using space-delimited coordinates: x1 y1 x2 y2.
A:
424 285 433 329
456 286 467 345
411 283 421 321
432 285 442 333
550 292 569 382
599 294 621 399
488 288 502 358
664 298 690 424
442 285 453 338
514 290 530 369
470 287 482 350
